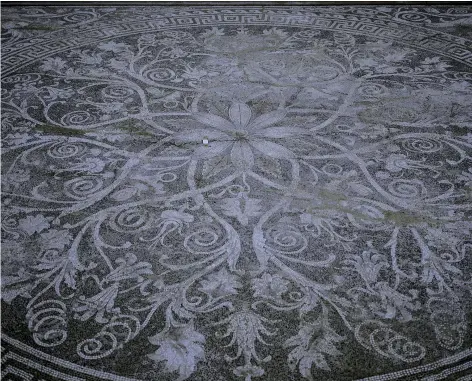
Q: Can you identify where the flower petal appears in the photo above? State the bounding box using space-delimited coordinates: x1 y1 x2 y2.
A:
249 110 286 130
256 127 307 138
193 112 235 131
173 129 229 143
250 139 295 159
229 102 252 129
231 142 254 170
193 141 231 159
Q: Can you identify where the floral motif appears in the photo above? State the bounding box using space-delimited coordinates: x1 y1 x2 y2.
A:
173 102 305 168
198 268 242 298
285 310 345 377
252 273 289 299
18 214 51 236
148 322 206 381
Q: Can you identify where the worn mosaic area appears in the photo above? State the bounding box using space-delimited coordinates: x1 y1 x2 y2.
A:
2 5 472 381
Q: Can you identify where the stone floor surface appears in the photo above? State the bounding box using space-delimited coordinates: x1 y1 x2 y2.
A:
1 4 472 381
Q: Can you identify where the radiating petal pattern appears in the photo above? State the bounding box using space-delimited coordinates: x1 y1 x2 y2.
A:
250 110 287 130
194 112 236 132
231 141 255 170
192 141 231 159
173 129 229 143
257 127 308 138
229 102 252 130
250 139 296 159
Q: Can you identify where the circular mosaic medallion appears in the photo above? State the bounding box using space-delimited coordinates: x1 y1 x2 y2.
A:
2 5 472 381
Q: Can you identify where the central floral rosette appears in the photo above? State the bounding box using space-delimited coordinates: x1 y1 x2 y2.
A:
173 102 307 170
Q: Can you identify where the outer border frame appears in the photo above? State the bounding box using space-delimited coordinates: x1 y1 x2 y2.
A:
1 1 472 7
1 2 472 381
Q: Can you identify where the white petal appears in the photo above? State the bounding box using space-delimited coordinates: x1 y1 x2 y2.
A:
229 102 252 129
250 139 295 159
257 127 307 138
250 110 286 130
193 112 235 131
193 141 231 159
173 129 228 143
231 142 254 170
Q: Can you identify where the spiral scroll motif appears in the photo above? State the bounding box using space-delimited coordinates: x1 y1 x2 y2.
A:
48 142 86 158
27 300 68 348
64 176 104 199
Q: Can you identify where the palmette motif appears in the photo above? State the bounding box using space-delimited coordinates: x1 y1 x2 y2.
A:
2 6 472 381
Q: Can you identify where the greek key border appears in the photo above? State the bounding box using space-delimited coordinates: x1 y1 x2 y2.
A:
2 9 472 77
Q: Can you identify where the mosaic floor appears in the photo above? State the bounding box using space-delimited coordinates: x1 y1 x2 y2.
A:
1 4 472 381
